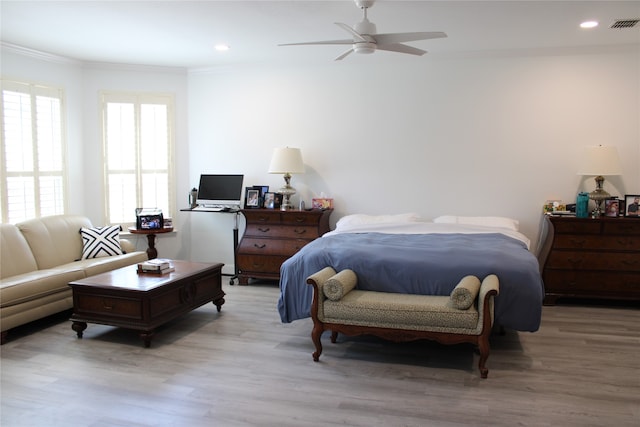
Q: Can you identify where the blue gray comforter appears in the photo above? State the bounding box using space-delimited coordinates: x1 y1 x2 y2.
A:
277 231 544 332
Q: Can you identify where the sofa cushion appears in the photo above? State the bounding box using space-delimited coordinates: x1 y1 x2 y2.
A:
449 275 481 310
80 225 123 259
0 267 85 308
17 215 93 269
0 223 38 279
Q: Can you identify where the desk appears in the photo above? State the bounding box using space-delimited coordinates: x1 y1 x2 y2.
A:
127 226 174 259
180 208 240 285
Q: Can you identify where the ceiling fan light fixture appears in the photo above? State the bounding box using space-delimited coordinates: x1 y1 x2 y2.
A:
354 42 376 54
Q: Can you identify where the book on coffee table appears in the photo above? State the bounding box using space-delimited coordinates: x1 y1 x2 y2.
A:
137 259 174 274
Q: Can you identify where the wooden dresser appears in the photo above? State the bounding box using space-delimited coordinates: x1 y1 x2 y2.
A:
542 215 640 305
236 209 333 285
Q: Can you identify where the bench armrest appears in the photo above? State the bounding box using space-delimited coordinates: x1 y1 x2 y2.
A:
478 274 500 331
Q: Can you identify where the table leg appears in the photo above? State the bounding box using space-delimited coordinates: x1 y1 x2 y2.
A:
140 331 154 348
145 234 158 259
72 321 87 338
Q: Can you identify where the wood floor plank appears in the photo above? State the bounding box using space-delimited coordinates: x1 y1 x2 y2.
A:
1 283 638 426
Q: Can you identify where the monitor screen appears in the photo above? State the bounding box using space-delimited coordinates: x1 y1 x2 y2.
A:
196 174 244 206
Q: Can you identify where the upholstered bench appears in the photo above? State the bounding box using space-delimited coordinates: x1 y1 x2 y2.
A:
306 267 500 378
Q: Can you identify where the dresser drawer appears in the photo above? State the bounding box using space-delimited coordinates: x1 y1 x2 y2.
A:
281 212 324 226
237 254 288 274
241 210 282 224
551 219 601 234
603 221 640 235
546 251 640 271
244 224 320 240
544 270 640 293
553 235 639 250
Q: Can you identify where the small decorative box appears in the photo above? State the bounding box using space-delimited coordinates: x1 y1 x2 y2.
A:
312 198 334 209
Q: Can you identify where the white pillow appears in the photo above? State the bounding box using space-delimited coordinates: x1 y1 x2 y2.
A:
433 215 520 231
335 213 420 230
80 225 123 259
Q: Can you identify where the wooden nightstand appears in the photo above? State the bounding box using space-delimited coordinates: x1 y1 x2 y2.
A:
236 209 333 285
542 215 640 305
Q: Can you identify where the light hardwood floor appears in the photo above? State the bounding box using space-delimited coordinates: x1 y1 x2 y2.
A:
1 281 638 427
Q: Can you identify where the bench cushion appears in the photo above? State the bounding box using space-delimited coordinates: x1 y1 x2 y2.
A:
323 290 478 330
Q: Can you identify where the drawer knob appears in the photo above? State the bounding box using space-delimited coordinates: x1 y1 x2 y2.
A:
294 228 307 235
254 243 266 249
258 227 270 233
102 301 113 310
621 259 638 266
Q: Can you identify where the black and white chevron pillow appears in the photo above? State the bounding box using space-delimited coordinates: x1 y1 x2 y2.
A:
79 225 123 259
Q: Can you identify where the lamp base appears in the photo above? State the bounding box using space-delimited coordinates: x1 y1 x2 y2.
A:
279 174 296 211
588 175 610 217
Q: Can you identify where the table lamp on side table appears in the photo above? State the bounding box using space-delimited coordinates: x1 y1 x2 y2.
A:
268 147 305 211
577 145 622 217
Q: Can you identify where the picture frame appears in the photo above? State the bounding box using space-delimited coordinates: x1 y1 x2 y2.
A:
273 193 283 209
624 194 640 217
604 199 620 217
244 187 260 208
264 192 275 209
252 185 269 197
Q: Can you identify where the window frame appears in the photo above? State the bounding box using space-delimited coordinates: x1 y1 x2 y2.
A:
0 79 68 224
100 91 175 227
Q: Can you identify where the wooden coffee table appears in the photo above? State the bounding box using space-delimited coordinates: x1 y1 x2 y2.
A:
69 260 224 347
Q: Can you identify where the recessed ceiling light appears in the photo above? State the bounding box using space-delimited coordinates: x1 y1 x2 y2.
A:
580 21 599 29
215 44 230 52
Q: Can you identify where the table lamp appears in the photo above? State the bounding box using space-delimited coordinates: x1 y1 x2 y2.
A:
577 145 622 217
268 147 305 211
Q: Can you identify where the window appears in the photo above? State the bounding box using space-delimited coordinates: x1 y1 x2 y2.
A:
101 92 175 225
0 80 67 224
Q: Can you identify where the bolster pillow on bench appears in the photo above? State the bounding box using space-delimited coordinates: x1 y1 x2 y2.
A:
449 275 481 309
323 269 358 301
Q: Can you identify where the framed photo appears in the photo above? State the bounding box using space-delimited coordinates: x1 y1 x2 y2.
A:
264 192 275 209
624 194 640 217
244 187 260 208
253 185 269 197
273 193 283 209
604 199 620 217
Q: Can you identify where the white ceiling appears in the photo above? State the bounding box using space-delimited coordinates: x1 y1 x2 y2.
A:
2 0 639 69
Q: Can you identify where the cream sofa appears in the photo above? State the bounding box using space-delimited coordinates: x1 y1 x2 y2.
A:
0 215 148 343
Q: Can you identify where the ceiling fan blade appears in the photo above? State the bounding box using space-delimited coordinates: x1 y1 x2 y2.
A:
376 43 427 56
279 39 354 47
374 31 447 45
334 22 367 42
334 48 355 61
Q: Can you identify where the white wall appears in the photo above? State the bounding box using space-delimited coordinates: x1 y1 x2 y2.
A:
2 45 639 274
188 47 640 258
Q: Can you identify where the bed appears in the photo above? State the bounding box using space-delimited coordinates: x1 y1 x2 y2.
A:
277 214 544 332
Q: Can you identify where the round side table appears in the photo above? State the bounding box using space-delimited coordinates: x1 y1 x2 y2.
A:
127 226 173 259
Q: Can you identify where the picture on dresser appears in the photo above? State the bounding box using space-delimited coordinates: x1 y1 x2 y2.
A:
604 199 620 217
264 192 275 209
245 188 260 208
624 195 640 217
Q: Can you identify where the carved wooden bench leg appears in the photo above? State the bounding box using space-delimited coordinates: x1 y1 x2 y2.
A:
311 323 323 362
477 334 491 379
330 331 338 343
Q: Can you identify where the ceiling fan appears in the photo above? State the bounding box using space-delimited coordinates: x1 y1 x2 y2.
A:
279 0 447 61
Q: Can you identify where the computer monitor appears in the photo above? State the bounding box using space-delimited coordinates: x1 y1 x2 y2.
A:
196 174 244 207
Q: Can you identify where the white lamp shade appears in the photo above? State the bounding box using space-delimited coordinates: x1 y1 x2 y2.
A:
268 147 305 174
577 145 622 176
